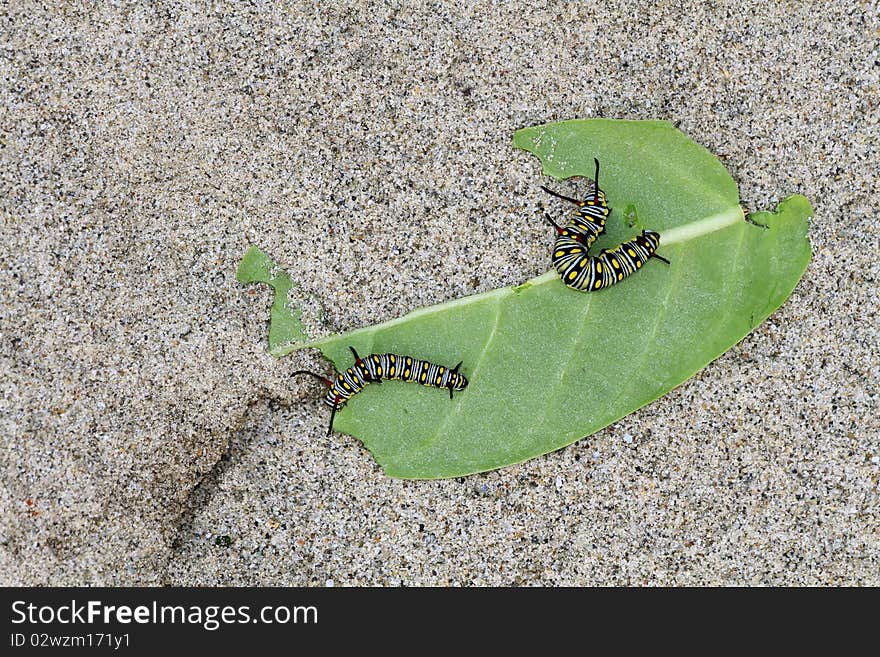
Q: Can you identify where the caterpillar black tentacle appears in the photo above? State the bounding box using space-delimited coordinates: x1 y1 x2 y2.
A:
293 350 469 435
292 369 339 435
544 213 562 231
348 346 380 383
539 185 583 206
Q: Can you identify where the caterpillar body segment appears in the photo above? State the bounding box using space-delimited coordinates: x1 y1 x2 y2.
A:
294 348 468 435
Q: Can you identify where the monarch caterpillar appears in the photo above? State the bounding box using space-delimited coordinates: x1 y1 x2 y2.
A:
542 158 669 291
553 230 668 291
293 347 468 435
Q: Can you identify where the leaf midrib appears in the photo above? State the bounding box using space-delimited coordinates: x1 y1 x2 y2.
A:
291 205 745 354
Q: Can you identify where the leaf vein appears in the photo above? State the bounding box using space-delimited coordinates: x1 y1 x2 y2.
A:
529 292 595 439
420 295 504 448
607 259 685 412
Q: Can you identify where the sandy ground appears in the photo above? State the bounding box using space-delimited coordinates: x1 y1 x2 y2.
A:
1 1 878 585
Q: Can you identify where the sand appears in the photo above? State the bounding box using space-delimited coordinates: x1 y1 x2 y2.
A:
1 0 877 585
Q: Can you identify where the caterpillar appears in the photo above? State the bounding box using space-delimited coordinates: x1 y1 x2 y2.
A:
542 158 669 291
293 347 468 435
553 230 669 291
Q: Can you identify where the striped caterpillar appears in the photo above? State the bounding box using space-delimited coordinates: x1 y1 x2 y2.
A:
542 159 669 291
294 347 468 435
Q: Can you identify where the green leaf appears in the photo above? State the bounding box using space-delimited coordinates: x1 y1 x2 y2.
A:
236 246 308 350
241 119 812 479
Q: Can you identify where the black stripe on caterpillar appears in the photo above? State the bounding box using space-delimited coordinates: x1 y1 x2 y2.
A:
294 347 468 435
